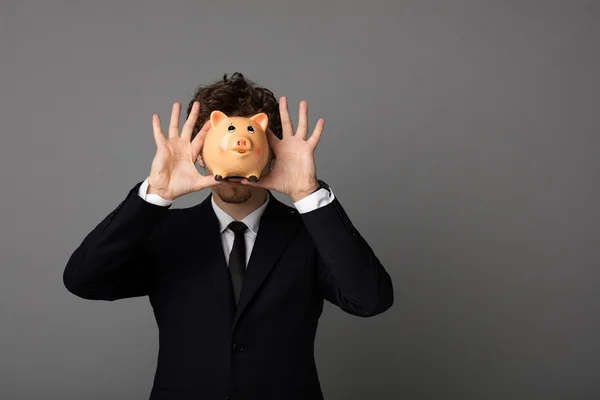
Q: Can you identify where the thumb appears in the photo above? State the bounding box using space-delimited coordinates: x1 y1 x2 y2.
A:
240 175 274 190
192 173 221 192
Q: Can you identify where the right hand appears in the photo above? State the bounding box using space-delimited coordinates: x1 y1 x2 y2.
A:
147 101 221 201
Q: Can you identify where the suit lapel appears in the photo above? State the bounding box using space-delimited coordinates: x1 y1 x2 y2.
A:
191 191 301 329
233 191 301 328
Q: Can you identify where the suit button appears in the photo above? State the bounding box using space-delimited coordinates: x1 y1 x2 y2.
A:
233 343 244 353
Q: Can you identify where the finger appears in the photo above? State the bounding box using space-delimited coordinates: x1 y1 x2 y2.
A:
279 96 294 137
152 114 167 146
193 173 224 191
168 102 181 139
239 178 258 187
308 118 325 147
181 101 199 141
191 120 211 159
240 175 274 190
297 100 308 140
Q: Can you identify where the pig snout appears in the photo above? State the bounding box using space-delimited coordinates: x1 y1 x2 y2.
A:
231 136 253 153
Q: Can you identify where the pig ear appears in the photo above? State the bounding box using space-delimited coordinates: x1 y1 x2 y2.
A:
210 110 228 129
250 112 269 132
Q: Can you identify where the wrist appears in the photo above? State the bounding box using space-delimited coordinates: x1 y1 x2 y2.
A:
290 180 320 202
147 180 176 201
148 187 176 201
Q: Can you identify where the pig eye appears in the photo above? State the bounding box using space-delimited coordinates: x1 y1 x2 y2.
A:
228 125 236 133
247 126 254 134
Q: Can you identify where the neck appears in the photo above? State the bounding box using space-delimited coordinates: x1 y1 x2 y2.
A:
211 188 268 221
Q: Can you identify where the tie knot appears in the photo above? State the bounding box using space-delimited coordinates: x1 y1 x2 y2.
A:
228 221 247 234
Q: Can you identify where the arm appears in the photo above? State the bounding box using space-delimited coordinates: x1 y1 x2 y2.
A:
63 101 222 300
63 181 170 301
297 190 393 317
243 97 393 316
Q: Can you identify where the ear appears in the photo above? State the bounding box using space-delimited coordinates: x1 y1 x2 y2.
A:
250 112 269 132
196 153 205 167
210 110 228 129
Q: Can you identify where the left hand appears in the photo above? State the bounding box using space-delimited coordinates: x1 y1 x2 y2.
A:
241 96 324 202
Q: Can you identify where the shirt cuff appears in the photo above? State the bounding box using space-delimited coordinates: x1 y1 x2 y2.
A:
293 187 335 214
138 177 174 207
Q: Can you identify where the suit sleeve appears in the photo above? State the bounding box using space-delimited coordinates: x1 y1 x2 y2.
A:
300 197 394 317
62 181 171 301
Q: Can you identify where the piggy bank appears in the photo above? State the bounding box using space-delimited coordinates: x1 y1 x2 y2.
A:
203 110 270 182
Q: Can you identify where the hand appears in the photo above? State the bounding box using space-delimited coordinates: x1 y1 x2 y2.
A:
241 97 324 202
148 101 222 201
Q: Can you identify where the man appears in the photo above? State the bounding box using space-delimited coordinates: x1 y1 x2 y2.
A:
63 72 393 400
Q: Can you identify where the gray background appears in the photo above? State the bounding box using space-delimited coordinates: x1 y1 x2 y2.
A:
1 0 599 399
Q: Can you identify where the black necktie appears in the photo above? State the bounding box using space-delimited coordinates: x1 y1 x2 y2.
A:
228 221 247 305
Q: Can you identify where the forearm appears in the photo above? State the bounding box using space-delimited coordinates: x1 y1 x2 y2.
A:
301 198 393 316
63 181 170 300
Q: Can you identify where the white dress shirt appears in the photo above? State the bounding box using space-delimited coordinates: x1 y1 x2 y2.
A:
137 177 335 266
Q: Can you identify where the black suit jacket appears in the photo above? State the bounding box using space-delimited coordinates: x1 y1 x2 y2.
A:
63 181 393 400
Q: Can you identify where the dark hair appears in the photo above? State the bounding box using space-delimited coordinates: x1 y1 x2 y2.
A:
186 72 282 141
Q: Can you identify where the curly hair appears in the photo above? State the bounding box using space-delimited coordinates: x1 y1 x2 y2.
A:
186 72 282 142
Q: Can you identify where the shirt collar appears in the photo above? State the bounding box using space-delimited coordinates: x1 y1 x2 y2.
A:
211 192 270 235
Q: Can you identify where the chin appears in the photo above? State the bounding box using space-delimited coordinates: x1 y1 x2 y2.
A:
215 185 253 204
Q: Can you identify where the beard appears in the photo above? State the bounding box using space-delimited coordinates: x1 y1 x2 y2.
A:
214 184 253 204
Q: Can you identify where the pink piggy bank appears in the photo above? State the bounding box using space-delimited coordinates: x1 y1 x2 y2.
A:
202 110 270 182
